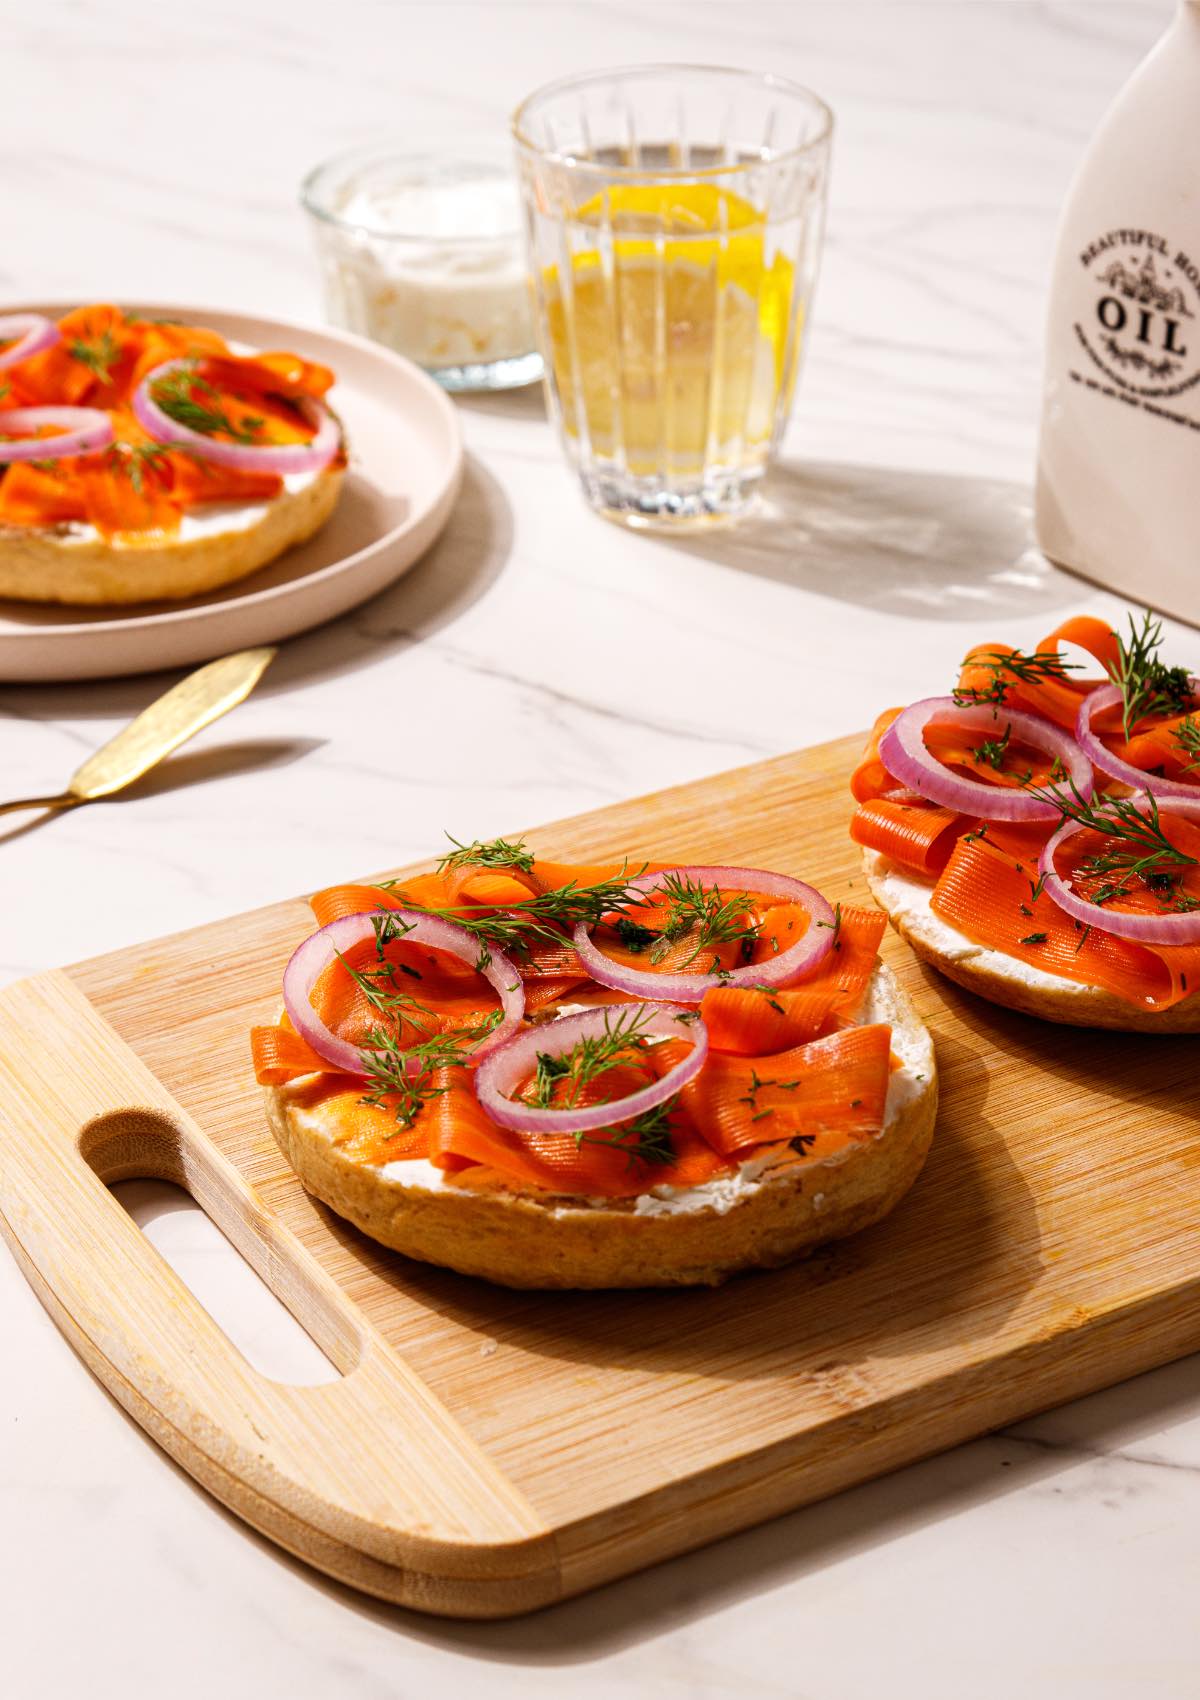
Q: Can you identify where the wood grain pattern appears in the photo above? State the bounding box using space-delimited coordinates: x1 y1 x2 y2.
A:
1 733 1199 1616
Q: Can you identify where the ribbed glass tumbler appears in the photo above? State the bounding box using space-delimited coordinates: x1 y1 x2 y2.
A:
512 65 832 529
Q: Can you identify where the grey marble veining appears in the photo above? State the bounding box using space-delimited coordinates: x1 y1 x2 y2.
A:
2 3 1200 1696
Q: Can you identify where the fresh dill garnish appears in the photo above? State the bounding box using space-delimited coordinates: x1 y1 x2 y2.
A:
1020 932 1048 945
1029 871 1047 904
647 871 758 969
523 1005 655 1110
748 983 785 1015
436 833 535 875
613 915 657 954
962 823 990 845
149 363 261 443
393 864 648 961
816 902 843 949
1029 780 1198 908
1173 716 1200 774
359 1018 500 1127
104 439 207 494
529 1048 570 1108
737 1066 801 1119
581 1097 677 1169
953 646 1080 709
1106 610 1194 737
68 329 121 385
971 722 1013 770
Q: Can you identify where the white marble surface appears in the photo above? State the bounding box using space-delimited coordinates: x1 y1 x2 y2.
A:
3 2 1200 1695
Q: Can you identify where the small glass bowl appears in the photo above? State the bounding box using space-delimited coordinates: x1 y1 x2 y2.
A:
301 143 542 391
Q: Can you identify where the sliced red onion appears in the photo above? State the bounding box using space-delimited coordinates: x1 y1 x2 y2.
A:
1076 682 1200 799
474 1002 707 1135
572 864 835 1003
0 313 60 371
1038 794 1200 945
133 358 339 474
879 697 1093 822
0 406 114 462
282 909 524 1076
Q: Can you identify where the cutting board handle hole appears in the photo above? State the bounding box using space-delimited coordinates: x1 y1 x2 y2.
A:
78 1108 342 1387
109 1177 342 1387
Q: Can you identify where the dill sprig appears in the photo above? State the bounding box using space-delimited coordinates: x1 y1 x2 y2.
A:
68 329 121 385
1030 780 1198 908
359 1018 500 1127
1106 611 1194 737
737 1066 802 1123
389 864 648 967
525 1005 655 1110
105 439 211 494
816 901 843 949
971 722 1013 771
1172 716 1200 774
646 871 758 969
150 363 263 444
953 646 1080 709
336 912 502 1125
581 1097 677 1169
613 914 657 954
436 833 535 875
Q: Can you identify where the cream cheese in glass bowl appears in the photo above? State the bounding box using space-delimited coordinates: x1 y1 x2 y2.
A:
301 144 541 391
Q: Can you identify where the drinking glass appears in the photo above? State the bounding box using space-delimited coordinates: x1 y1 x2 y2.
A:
512 65 832 529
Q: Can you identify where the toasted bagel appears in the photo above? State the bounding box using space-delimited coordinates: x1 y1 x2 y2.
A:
264 963 937 1289
0 463 343 605
862 849 1200 1032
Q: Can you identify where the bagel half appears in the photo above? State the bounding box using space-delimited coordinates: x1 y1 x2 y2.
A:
0 464 343 605
264 963 937 1289
863 849 1200 1033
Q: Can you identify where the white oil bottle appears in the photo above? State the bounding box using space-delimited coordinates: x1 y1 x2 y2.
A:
1035 0 1200 626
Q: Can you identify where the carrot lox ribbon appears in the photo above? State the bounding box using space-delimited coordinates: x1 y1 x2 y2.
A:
930 832 1200 1010
673 1024 894 1159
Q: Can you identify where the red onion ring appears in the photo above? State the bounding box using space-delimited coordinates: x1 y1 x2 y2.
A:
282 909 524 1076
474 1002 707 1135
0 406 114 462
1075 682 1200 799
0 313 60 371
878 697 1093 822
133 358 339 474
572 864 835 1004
1038 794 1200 946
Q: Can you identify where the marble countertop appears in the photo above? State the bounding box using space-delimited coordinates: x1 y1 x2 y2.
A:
3 2 1199 1695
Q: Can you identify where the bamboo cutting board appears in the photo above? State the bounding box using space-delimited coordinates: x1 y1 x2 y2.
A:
1 733 1199 1619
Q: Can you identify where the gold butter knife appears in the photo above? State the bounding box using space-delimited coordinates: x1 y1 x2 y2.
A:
0 646 277 818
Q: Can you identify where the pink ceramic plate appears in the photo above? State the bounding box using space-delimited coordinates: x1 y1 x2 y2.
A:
0 304 463 681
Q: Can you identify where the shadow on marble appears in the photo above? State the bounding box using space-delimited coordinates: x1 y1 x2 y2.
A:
270 452 514 691
0 452 514 721
0 736 323 848
669 460 1084 622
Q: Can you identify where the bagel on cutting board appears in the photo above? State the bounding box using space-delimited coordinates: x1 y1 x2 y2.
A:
849 612 1200 1032
251 844 938 1288
0 304 344 604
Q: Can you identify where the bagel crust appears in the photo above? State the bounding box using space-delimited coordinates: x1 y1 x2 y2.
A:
863 849 1200 1033
264 964 937 1289
0 464 343 605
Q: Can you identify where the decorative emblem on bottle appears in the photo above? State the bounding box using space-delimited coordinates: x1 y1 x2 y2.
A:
1072 231 1200 408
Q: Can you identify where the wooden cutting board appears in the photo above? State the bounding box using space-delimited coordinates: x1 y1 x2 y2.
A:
1 733 1198 1619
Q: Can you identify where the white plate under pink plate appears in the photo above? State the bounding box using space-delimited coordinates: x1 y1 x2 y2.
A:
0 304 463 681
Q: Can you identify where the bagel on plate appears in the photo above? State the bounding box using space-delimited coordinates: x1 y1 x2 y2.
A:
252 844 938 1288
850 611 1200 1031
0 303 344 604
